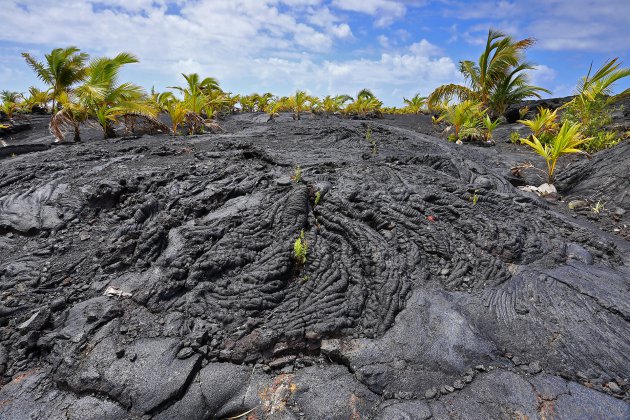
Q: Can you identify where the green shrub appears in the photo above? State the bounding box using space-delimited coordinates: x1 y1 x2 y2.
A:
582 131 621 153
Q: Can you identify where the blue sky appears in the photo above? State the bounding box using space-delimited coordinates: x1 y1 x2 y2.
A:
1 0 629 106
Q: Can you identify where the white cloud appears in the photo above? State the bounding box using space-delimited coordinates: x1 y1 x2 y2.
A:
0 1 340 58
527 65 557 98
239 38 461 104
0 1 454 105
447 1 517 20
293 39 460 102
172 59 204 76
531 20 622 52
549 84 573 98
307 6 339 27
444 0 630 53
306 6 353 39
84 0 176 13
0 65 21 86
378 35 390 49
409 39 443 57
330 23 353 39
530 65 557 85
396 29 411 42
279 0 323 6
331 0 407 26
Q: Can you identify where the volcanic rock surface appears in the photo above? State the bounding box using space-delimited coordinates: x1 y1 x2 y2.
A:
0 111 629 419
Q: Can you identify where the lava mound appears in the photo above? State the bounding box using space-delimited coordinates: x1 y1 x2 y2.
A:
1 117 629 419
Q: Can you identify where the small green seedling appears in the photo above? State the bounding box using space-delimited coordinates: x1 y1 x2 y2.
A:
366 125 378 155
510 132 521 144
293 230 308 265
471 190 479 205
314 191 321 205
292 165 302 183
591 200 605 214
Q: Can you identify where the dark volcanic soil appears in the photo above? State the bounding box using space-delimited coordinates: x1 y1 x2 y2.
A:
0 111 629 419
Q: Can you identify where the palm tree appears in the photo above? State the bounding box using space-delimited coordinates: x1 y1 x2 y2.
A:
1 101 18 119
265 99 286 121
573 58 630 104
1 90 22 103
288 90 312 120
23 87 52 113
428 30 548 115
169 73 220 114
345 89 383 116
520 122 589 183
488 63 551 116
223 93 240 114
518 107 559 141
309 96 322 113
403 94 427 114
22 47 88 111
205 89 233 116
167 101 189 134
255 93 274 112
481 114 501 142
49 91 89 142
321 94 352 115
563 58 630 132
76 52 157 138
154 91 185 134
441 100 483 141
238 94 257 112
357 88 376 101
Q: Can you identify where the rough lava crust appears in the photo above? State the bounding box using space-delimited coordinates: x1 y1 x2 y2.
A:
0 111 629 419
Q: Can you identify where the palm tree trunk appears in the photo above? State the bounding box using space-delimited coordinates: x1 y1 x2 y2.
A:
52 85 59 113
104 122 116 139
73 124 81 142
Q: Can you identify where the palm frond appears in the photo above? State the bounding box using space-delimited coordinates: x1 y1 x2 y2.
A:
21 53 53 85
427 84 475 110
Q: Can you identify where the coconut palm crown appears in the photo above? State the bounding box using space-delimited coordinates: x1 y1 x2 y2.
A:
427 29 549 115
169 73 221 114
403 94 427 114
76 52 155 138
22 46 88 111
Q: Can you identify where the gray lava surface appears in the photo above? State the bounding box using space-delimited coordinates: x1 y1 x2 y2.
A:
0 111 629 419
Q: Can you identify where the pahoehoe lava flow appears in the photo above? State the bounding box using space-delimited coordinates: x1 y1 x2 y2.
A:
1 113 629 419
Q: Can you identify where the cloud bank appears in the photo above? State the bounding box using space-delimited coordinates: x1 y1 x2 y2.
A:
0 0 628 104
